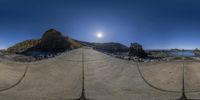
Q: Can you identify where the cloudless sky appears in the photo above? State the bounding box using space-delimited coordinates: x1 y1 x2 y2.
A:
1 0 200 49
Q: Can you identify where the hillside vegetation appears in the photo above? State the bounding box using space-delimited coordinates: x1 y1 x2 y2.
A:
7 39 41 53
7 29 82 54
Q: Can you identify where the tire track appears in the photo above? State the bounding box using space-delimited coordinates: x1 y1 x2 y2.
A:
136 62 181 93
183 60 200 93
0 64 29 92
136 60 200 94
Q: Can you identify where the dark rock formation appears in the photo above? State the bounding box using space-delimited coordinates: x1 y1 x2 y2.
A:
194 48 200 56
128 43 147 58
7 29 82 54
6 29 83 62
40 29 70 52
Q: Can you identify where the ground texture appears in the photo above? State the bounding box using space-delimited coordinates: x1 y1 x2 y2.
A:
0 48 199 100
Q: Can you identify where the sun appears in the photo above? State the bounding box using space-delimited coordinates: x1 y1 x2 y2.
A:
96 32 103 38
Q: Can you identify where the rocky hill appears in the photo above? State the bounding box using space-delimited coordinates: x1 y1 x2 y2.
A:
7 39 41 54
93 42 129 52
65 37 82 49
76 40 129 53
7 29 82 54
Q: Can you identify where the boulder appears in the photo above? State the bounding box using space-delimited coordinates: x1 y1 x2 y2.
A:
128 43 147 58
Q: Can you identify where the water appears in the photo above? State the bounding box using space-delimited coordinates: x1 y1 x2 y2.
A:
169 50 195 57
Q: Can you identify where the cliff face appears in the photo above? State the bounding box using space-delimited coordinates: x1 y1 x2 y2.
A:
7 29 82 54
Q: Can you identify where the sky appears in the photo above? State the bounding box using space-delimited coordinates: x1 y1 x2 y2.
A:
0 0 200 49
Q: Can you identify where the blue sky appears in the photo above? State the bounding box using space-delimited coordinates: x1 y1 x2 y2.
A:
1 0 200 49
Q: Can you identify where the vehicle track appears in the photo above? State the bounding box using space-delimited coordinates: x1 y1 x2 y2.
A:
0 64 29 92
136 60 200 100
136 62 181 93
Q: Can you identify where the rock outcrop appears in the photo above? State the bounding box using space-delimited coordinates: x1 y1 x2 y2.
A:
129 43 147 58
7 29 82 54
40 29 70 52
194 48 200 56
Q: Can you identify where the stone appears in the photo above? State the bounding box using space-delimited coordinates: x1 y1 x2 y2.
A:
128 43 147 58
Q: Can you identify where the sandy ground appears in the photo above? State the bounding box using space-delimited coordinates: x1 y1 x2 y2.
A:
0 48 200 100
